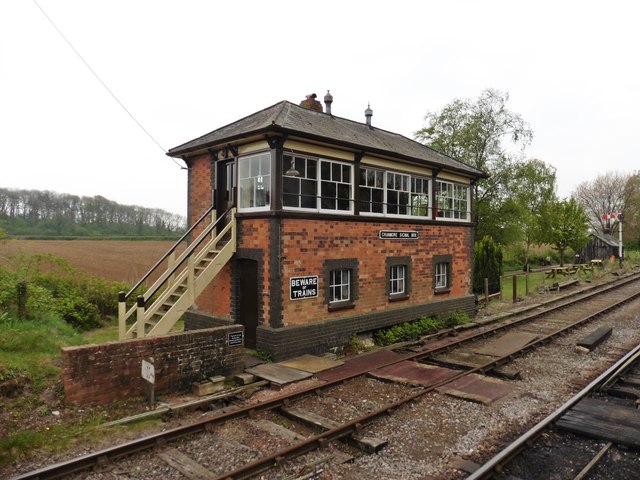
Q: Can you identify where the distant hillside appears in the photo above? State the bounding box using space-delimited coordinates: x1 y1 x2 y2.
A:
0 188 186 238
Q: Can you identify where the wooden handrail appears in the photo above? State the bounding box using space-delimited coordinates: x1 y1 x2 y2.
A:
121 205 214 300
141 208 233 305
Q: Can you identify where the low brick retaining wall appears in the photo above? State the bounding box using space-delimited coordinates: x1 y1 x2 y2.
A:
62 325 244 405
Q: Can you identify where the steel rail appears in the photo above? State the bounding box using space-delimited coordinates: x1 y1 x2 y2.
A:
466 342 640 480
10 273 640 480
210 284 640 480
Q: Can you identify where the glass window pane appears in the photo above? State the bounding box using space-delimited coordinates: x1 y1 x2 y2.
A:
307 159 317 179
297 158 306 178
239 159 250 179
283 176 299 194
337 183 350 200
321 161 330 180
360 168 367 185
260 154 270 174
342 165 351 182
250 158 260 177
283 194 298 207
239 178 253 208
332 163 341 181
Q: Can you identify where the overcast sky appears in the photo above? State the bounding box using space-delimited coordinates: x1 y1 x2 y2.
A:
2 1 638 216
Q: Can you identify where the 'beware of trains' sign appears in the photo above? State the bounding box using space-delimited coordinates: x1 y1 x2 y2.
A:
290 275 318 300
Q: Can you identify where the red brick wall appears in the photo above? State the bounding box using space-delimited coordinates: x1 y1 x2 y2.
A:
61 326 243 405
280 219 471 326
194 264 232 318
188 153 212 229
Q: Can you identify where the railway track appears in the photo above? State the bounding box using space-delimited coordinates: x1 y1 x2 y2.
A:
10 271 640 480
466 342 640 480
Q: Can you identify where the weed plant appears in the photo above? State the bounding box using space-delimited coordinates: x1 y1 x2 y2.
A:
375 311 470 346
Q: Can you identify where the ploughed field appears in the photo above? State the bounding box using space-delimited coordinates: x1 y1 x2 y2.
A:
0 239 184 284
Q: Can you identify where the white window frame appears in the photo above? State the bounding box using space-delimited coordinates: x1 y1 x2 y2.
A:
318 159 354 214
386 171 412 217
389 264 406 295
358 167 385 216
359 168 432 219
282 154 318 211
436 180 470 221
329 268 351 303
238 152 271 212
435 262 448 289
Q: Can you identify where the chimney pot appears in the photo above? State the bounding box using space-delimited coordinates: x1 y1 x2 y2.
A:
365 103 373 127
324 90 333 115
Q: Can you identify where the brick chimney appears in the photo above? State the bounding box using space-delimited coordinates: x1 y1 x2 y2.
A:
299 93 323 112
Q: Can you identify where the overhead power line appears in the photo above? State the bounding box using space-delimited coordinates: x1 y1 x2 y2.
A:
32 0 184 169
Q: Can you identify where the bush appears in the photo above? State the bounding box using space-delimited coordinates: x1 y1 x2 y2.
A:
474 236 503 294
374 311 469 346
0 253 125 329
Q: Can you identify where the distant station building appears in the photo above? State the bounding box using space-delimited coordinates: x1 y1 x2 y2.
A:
151 93 486 359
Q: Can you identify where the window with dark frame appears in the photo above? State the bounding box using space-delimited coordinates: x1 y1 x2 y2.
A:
329 268 351 303
324 258 358 310
386 256 411 301
433 254 452 292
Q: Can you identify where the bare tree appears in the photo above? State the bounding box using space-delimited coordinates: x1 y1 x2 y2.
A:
572 172 629 234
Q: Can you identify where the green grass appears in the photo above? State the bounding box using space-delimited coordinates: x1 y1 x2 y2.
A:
0 414 107 468
499 269 596 299
0 314 86 389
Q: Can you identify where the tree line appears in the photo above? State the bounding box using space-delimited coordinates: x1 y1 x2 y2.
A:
0 188 186 237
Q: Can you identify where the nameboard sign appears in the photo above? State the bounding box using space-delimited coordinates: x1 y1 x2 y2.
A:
379 230 419 240
227 331 244 346
290 275 319 300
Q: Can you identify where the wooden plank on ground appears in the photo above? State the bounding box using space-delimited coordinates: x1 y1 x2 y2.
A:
436 374 516 405
473 332 539 357
577 326 612 351
158 447 216 480
555 397 640 448
252 419 306 442
279 354 344 373
369 361 459 387
281 407 387 453
245 363 312 385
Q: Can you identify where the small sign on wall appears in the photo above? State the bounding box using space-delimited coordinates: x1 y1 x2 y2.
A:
379 230 419 240
228 331 244 346
141 359 155 384
290 275 319 300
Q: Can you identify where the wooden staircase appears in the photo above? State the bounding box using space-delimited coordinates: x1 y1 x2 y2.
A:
118 207 236 340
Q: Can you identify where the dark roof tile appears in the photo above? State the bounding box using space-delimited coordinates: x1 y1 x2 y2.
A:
168 101 485 177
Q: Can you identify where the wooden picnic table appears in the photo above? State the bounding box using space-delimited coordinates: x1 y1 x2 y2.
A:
545 266 570 278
